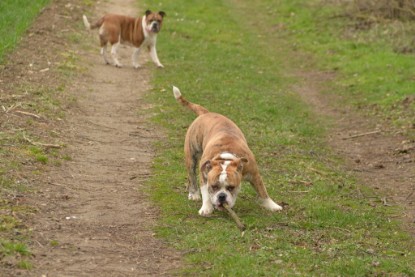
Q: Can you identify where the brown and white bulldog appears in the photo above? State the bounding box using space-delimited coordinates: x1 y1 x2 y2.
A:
173 86 283 216
82 10 165 68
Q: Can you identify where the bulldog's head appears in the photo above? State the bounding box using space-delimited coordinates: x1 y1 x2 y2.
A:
145 10 166 33
201 153 248 210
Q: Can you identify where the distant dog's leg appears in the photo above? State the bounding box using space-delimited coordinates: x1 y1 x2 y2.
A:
149 44 163 68
132 47 142 69
100 45 110 65
110 41 122 67
99 29 110 65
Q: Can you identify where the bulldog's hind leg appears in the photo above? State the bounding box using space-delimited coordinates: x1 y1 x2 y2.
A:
185 151 201 201
99 35 110 65
132 47 142 69
110 41 123 67
100 45 110 65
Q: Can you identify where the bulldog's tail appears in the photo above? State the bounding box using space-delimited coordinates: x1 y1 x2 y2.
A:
82 15 103 30
173 86 209 116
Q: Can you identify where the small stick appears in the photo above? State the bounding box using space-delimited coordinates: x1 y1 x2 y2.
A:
14 110 41 119
23 134 61 149
5 103 21 113
342 130 381 140
289 180 313 186
223 203 246 231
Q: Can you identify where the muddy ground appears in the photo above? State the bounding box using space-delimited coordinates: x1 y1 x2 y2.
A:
0 0 414 276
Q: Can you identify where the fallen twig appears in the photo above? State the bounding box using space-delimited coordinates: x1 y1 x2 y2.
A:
309 167 328 176
342 130 381 140
381 197 392 207
405 187 415 201
23 134 61 149
223 203 246 231
0 94 26 101
5 103 21 113
332 226 351 233
289 180 313 186
14 110 41 119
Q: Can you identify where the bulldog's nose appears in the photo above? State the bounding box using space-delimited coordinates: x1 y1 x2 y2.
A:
218 193 227 203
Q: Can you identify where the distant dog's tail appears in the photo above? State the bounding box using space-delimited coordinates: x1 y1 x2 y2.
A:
173 86 209 116
82 15 103 30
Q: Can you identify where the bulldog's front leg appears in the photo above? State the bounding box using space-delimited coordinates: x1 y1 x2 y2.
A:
198 184 213 216
260 197 283 211
149 44 163 68
249 171 283 211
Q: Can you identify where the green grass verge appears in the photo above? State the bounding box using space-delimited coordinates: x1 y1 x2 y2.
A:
140 0 415 275
253 0 415 134
0 0 51 64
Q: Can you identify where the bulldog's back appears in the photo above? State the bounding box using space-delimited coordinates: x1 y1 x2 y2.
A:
186 112 253 159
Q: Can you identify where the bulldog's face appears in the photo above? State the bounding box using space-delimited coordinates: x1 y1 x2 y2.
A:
202 155 248 210
145 10 166 33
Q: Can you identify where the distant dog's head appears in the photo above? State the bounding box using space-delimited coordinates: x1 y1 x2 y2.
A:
144 10 166 33
201 153 248 210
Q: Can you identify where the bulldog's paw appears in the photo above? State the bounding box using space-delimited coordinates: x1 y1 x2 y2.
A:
198 203 213 216
188 192 201 201
261 198 283 211
157 63 164 68
133 64 141 69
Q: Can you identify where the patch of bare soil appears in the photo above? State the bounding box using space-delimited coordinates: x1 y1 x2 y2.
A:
1 0 181 276
294 71 415 235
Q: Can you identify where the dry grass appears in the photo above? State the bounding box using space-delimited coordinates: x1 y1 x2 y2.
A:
350 0 415 21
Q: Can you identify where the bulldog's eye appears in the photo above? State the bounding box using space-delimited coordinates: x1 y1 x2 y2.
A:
211 185 220 191
226 186 235 192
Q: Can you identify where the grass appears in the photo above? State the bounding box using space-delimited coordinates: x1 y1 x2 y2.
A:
140 0 415 275
253 0 415 135
0 0 51 63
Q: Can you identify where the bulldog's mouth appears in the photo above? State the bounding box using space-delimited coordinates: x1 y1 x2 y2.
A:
215 203 227 211
147 23 160 33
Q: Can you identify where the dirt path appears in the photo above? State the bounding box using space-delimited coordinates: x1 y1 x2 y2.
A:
21 0 181 276
294 71 415 234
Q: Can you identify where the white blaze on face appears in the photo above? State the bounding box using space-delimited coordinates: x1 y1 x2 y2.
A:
219 161 231 183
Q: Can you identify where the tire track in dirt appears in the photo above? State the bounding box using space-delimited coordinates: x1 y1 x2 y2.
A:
25 0 182 276
294 71 415 235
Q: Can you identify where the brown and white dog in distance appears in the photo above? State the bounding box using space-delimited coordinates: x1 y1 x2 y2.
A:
172 86 283 216
82 10 165 68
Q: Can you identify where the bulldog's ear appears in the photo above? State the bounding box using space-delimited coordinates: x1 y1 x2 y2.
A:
145 10 152 16
237 157 248 172
159 11 166 18
201 160 212 178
